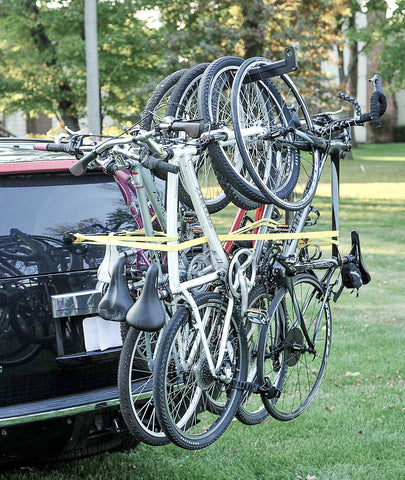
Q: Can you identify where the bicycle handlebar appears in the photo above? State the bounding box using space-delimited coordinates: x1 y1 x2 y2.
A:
338 74 386 128
142 155 180 174
69 146 180 177
159 117 204 139
69 150 98 176
368 74 387 127
33 142 72 153
169 120 204 139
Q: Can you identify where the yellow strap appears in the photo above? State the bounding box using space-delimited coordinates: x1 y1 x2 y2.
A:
72 229 338 252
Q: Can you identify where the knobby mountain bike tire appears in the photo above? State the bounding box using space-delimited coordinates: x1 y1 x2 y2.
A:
256 273 331 421
153 292 248 450
197 56 264 210
232 57 321 211
118 326 170 446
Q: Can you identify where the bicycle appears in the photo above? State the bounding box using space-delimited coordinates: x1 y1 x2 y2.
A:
63 117 346 447
60 111 294 448
241 69 386 420
33 46 386 447
33 129 175 445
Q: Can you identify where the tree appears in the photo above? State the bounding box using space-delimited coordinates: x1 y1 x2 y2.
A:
0 0 351 131
0 0 162 130
152 0 349 110
367 0 405 92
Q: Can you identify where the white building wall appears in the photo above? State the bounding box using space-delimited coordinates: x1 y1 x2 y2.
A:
396 90 405 126
3 112 27 137
353 12 368 143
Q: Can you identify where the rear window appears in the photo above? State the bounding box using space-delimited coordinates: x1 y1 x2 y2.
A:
0 172 135 277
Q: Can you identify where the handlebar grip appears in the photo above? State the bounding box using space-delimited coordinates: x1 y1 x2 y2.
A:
142 155 179 175
33 142 70 153
369 74 387 128
358 112 372 124
69 150 98 176
370 90 387 128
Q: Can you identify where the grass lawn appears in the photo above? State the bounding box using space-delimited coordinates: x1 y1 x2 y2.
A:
4 143 404 480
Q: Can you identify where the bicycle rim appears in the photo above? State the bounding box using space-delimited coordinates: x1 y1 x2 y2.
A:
153 293 248 449
257 273 331 420
232 57 320 211
118 327 170 446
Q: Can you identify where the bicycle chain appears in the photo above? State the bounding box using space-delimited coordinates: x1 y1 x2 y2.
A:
259 241 281 292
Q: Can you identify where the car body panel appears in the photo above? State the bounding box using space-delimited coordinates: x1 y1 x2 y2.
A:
0 144 139 465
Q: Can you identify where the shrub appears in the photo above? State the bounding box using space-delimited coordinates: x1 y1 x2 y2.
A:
393 125 405 142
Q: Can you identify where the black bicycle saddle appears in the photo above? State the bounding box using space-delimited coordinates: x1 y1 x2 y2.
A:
98 255 134 321
126 264 165 332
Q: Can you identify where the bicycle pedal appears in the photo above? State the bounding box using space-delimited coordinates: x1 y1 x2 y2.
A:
259 381 281 399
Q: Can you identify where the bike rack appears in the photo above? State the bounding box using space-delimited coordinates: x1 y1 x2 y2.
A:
245 46 298 83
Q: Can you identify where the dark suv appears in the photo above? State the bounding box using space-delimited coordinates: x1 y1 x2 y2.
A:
0 142 138 466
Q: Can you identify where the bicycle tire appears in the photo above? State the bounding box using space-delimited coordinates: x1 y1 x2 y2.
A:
257 273 331 421
140 69 188 131
118 326 170 446
232 57 321 211
167 64 259 212
140 69 188 181
197 56 266 208
231 57 300 203
153 293 248 450
166 63 229 214
235 282 270 425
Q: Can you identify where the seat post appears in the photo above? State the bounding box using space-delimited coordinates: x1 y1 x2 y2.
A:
331 151 340 259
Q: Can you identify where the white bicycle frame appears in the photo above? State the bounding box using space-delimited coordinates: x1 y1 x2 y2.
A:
166 144 233 376
80 124 276 379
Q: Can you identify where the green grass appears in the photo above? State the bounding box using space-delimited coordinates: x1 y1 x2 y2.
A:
3 143 405 480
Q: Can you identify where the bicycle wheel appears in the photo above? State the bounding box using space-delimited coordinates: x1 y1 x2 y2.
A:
118 326 170 446
140 69 188 131
198 56 265 208
257 273 331 421
235 283 270 425
167 63 259 212
140 69 188 181
153 293 248 450
232 57 321 211
166 63 229 214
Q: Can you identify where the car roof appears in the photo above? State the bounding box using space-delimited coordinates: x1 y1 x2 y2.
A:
0 138 76 174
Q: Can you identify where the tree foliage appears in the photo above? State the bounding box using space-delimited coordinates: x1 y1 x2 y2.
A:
364 0 405 92
0 0 162 129
0 0 352 130
153 0 349 109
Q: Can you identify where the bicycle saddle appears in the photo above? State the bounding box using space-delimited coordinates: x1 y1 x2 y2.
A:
98 255 134 321
126 264 165 332
349 230 371 285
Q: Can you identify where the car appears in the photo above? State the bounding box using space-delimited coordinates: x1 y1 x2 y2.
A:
0 140 139 466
